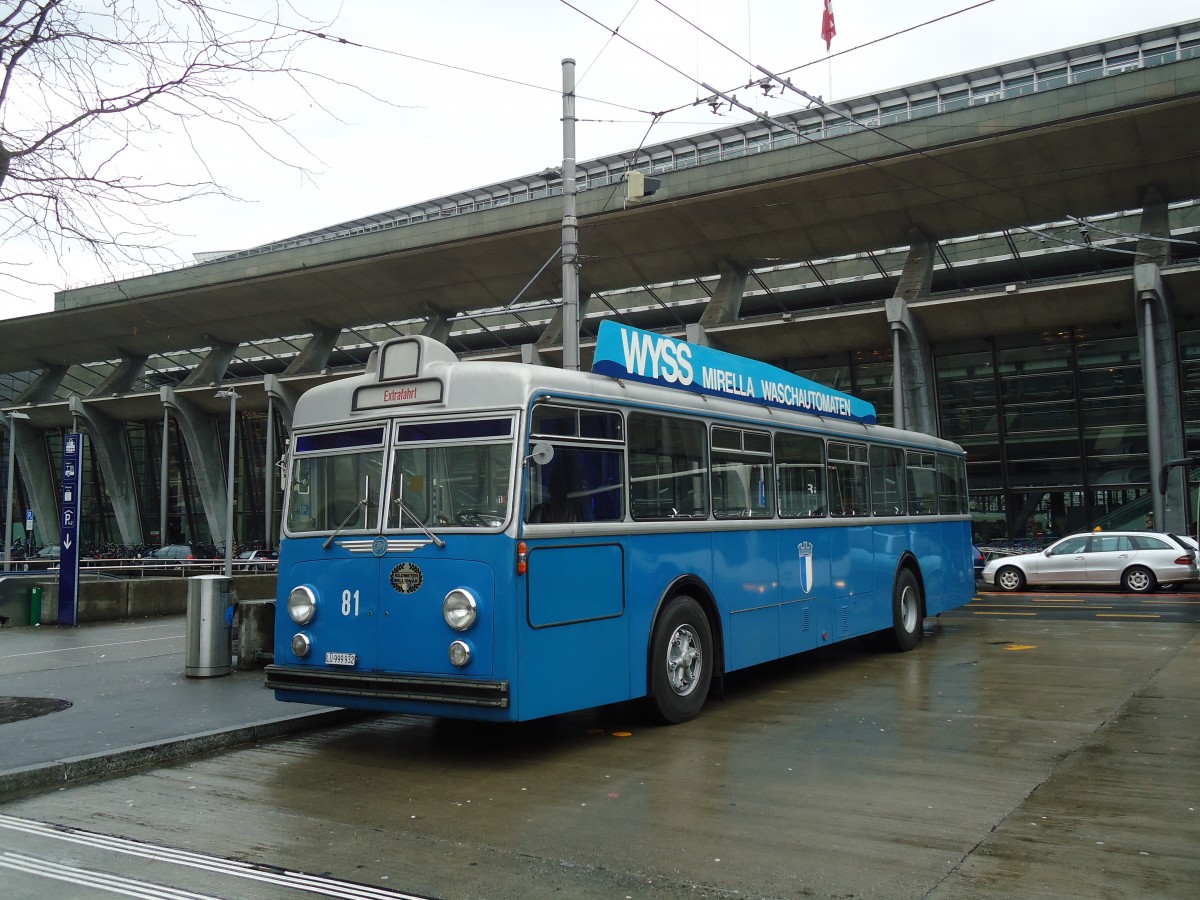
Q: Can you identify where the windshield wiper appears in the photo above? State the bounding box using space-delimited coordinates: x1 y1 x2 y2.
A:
323 499 367 550
393 497 446 549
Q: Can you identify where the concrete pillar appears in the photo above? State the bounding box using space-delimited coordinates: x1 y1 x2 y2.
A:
1134 263 1185 532
420 312 451 344
1136 185 1171 266
160 387 228 547
263 374 300 426
18 365 67 404
180 341 238 387
7 420 56 547
686 260 748 349
68 397 143 545
698 260 748 329
886 229 939 435
90 354 148 397
283 326 342 376
536 294 592 359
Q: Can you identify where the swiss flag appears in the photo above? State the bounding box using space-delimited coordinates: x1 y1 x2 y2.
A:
821 0 836 51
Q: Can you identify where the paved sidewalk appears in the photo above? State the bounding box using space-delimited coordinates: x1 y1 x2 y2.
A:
0 616 353 800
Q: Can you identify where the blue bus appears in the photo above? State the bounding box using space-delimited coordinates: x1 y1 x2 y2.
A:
266 322 974 723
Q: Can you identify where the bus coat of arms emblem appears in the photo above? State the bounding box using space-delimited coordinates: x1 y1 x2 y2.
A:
798 542 814 594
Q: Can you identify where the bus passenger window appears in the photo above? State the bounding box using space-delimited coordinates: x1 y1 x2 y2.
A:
776 432 825 517
628 413 708 520
710 426 773 519
869 445 905 515
937 455 967 514
906 451 939 515
526 403 625 524
827 441 869 517
525 447 623 523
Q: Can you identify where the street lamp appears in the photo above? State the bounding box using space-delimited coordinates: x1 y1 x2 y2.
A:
3 410 31 572
215 389 239 578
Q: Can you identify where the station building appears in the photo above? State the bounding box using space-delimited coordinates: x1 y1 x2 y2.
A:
2 19 1200 554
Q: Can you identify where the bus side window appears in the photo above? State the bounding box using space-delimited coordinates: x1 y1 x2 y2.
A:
776 432 825 518
827 441 868 517
869 444 905 515
906 451 939 515
526 447 623 523
629 413 708 520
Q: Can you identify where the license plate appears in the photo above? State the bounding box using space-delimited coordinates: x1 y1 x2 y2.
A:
325 652 357 666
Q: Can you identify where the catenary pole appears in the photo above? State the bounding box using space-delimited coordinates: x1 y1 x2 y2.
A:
561 58 580 371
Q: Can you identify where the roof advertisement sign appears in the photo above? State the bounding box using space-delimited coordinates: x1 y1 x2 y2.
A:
591 321 876 426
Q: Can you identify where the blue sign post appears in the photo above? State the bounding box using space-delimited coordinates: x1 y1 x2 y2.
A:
591 321 877 425
58 433 84 626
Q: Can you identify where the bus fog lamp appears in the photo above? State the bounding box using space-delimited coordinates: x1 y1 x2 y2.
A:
288 585 317 624
291 633 312 658
443 588 478 631
448 640 471 667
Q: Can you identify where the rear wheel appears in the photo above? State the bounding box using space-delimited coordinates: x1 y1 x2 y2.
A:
649 596 713 724
883 568 923 652
1121 566 1157 594
995 566 1026 592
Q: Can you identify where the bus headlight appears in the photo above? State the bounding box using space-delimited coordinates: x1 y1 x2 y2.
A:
448 640 472 668
291 633 312 658
443 588 478 631
288 585 317 624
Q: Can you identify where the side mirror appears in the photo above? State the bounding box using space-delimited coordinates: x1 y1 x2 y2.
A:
525 441 555 467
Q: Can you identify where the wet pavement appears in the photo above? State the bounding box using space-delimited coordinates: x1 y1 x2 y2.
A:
0 616 352 800
0 604 1197 898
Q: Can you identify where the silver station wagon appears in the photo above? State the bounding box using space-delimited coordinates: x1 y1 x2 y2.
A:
982 531 1198 594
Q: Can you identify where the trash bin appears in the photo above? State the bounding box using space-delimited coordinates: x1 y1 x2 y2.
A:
185 575 233 677
0 577 32 627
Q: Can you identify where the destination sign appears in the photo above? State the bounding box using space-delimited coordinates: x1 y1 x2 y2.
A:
591 321 876 425
353 379 443 411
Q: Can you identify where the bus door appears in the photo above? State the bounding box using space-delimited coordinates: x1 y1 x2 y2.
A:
519 405 629 718
711 426 782 669
775 433 831 655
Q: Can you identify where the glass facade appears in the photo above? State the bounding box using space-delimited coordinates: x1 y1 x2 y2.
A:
788 321 1184 544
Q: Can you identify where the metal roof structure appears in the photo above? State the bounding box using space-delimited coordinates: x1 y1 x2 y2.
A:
0 20 1198 382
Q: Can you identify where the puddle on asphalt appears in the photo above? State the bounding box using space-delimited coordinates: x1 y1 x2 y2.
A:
0 697 73 725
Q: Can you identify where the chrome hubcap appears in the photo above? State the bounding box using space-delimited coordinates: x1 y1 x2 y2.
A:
899 585 918 633
666 624 702 696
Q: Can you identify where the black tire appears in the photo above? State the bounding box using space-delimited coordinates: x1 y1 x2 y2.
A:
995 565 1026 593
882 568 924 653
1121 566 1157 594
649 595 713 724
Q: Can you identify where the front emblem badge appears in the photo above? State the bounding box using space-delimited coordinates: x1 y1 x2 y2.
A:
372 536 389 557
390 562 424 594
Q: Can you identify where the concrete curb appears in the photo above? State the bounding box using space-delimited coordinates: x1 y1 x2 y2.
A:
0 708 364 802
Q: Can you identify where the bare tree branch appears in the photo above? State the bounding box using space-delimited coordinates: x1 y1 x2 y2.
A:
0 0 351 298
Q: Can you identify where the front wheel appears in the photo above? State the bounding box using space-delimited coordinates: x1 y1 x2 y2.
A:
1121 566 1157 594
995 565 1026 592
649 596 713 724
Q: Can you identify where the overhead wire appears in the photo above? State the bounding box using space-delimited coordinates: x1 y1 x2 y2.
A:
191 1 658 117
198 0 1193 260
622 0 1194 255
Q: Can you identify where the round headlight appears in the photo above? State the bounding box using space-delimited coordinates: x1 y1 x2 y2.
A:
288 585 317 624
448 640 471 668
291 632 312 658
443 588 478 632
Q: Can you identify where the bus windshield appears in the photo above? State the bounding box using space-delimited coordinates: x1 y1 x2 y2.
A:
387 417 514 528
285 426 386 534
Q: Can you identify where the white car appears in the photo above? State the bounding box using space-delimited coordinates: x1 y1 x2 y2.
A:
982 531 1198 594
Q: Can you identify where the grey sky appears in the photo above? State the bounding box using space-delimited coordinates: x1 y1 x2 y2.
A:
2 0 1195 321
